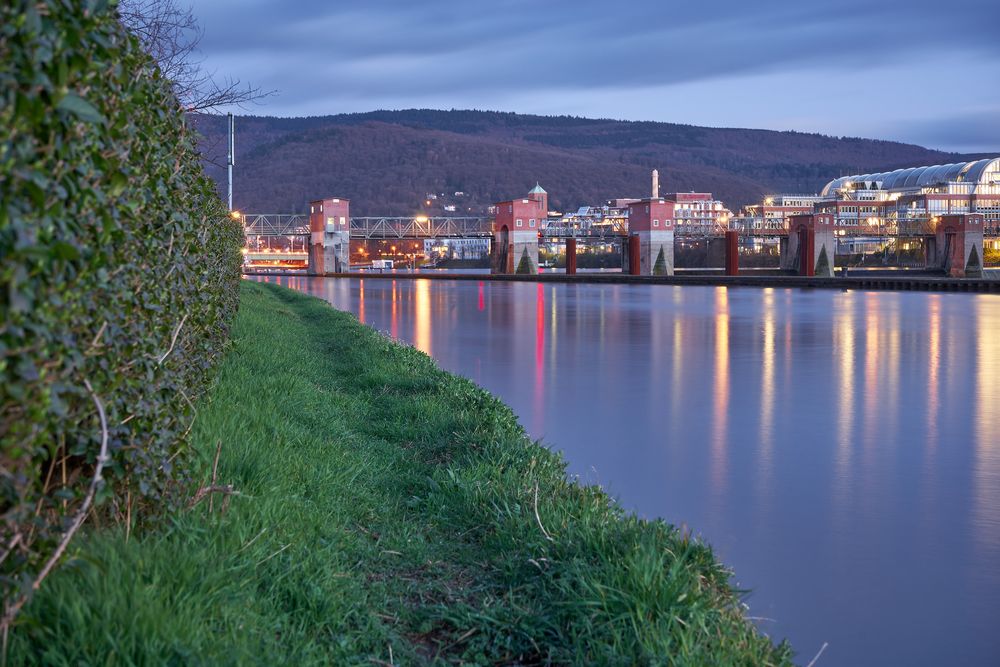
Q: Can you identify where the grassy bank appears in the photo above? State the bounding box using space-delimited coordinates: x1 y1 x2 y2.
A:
12 281 793 665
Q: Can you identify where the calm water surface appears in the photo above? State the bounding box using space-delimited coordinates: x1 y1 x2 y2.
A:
256 276 1000 667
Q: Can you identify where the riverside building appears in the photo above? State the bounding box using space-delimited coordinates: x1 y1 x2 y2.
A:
548 194 732 236
663 193 733 234
730 157 1000 240
815 157 1000 236
734 195 823 232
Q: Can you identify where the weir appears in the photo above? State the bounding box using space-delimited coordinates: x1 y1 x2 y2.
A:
241 188 995 276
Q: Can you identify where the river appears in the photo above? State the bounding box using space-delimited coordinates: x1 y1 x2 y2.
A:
254 275 1000 666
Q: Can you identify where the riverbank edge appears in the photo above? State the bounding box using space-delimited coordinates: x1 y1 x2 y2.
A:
247 270 1000 293
12 281 793 665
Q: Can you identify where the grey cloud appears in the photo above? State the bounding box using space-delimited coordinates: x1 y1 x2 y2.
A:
194 0 1000 95
889 110 1000 153
185 0 1000 150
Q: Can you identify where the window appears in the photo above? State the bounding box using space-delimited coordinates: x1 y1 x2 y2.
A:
529 219 535 228
310 205 314 214
340 216 346 226
516 219 523 227
653 219 659 227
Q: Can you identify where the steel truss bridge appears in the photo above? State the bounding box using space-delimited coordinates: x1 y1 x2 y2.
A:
241 213 998 241
241 214 491 239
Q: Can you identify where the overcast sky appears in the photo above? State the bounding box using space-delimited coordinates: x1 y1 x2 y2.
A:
189 0 1000 153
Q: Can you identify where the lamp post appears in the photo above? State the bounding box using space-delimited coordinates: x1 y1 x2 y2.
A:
226 113 235 211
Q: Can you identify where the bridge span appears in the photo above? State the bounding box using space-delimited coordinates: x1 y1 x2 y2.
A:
240 212 955 242
239 192 993 278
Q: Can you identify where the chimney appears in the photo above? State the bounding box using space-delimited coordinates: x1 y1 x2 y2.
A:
652 169 660 199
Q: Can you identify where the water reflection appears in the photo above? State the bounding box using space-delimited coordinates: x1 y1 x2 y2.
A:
414 279 430 356
534 284 545 435
974 297 1000 561
833 296 854 532
710 287 730 510
253 276 1000 667
358 279 366 324
758 288 776 488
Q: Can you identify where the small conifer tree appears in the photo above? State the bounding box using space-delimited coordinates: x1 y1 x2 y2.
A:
965 244 982 277
515 247 535 274
652 246 668 275
815 245 832 276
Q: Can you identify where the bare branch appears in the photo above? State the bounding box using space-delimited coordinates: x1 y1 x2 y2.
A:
117 0 275 113
157 313 188 366
1 379 111 633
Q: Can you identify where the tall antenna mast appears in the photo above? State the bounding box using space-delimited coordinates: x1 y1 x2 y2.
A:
227 112 235 211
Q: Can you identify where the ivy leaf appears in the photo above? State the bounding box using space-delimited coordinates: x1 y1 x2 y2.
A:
56 93 104 124
51 241 81 261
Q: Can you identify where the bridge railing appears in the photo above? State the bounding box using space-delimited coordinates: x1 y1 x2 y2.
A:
243 213 309 236
540 218 627 240
241 211 979 242
349 217 491 239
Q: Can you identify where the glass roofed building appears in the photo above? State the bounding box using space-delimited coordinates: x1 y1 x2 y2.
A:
815 157 1000 235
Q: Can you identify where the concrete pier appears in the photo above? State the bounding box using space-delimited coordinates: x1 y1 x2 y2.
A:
783 213 835 277
308 197 351 275
491 185 546 274
935 213 984 278
626 199 675 275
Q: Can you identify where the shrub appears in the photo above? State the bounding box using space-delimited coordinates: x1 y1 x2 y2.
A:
0 0 242 622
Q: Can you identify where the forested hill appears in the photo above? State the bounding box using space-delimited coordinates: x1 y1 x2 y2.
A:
191 109 972 216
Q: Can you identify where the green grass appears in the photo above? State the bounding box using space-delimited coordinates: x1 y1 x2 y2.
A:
11 281 794 665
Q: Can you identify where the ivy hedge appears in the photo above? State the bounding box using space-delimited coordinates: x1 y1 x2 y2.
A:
0 0 242 618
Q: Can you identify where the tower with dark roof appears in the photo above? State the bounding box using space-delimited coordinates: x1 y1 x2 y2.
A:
527 183 548 217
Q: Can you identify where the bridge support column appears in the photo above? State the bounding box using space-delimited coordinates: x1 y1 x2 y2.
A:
628 235 641 275
933 214 984 278
309 197 351 275
627 199 675 275
779 236 793 271
924 237 936 268
566 238 577 274
725 230 740 276
631 231 674 275
707 237 726 269
784 213 835 277
491 226 538 274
